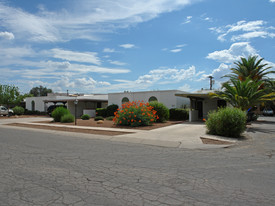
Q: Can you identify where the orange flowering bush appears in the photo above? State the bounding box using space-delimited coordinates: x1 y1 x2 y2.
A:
113 101 159 127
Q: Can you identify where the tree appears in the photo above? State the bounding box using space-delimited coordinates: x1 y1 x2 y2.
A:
30 85 53 97
0 84 21 107
225 56 275 82
210 78 275 111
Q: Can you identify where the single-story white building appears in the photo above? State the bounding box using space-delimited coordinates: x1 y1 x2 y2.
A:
25 93 108 117
175 89 227 122
108 90 189 109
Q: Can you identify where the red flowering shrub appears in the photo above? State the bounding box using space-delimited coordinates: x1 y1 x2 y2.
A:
113 101 159 127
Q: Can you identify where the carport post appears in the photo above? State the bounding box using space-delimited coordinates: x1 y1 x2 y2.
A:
74 99 78 125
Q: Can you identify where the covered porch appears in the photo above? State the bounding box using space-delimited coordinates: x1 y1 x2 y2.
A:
175 90 226 122
44 94 108 118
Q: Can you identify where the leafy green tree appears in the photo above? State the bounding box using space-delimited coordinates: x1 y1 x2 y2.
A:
0 84 21 107
225 56 274 82
30 85 53 97
210 78 275 111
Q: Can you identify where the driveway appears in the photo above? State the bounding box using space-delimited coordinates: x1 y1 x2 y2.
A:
0 116 274 205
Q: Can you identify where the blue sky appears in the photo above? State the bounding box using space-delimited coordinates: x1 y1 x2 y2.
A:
0 0 275 94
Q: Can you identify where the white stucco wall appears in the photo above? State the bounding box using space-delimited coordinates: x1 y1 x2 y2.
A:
25 96 49 112
108 90 189 109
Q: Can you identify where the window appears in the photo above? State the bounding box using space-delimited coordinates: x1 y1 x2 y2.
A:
122 97 130 104
148 96 158 102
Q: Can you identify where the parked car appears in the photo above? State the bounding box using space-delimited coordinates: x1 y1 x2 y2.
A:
0 106 14 116
263 108 274 116
47 105 66 116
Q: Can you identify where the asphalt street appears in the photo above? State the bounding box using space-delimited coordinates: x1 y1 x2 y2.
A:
0 117 275 205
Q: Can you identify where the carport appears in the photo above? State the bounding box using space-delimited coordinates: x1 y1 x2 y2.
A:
44 94 108 117
175 90 226 122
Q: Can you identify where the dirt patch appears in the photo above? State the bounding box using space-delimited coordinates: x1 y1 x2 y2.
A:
200 137 233 145
0 115 46 119
7 123 131 136
38 118 185 131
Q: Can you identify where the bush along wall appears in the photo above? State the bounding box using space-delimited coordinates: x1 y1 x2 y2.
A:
96 108 107 117
106 104 118 117
205 107 247 138
169 108 189 120
149 101 169 123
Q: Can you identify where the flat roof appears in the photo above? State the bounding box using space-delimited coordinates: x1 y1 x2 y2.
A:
108 89 186 95
43 94 108 103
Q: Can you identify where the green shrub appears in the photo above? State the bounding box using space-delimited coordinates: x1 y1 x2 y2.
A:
52 107 70 122
206 107 247 138
81 114 90 120
61 114 75 123
12 106 25 115
169 108 189 120
96 108 107 117
113 101 158 127
106 116 114 121
106 104 118 117
24 110 47 115
94 116 104 121
149 101 169 123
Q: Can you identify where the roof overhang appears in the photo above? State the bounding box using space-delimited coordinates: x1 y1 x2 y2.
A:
175 91 216 100
43 96 108 103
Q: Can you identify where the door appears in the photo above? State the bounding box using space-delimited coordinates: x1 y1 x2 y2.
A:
197 101 203 119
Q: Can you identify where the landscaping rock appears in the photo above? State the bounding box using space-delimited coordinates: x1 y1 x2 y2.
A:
97 120 104 124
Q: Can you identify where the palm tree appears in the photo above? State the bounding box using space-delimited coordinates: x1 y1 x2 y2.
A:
210 78 275 111
225 56 274 82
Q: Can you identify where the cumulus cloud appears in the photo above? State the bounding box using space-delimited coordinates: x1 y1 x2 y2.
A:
136 66 198 84
199 63 230 81
119 44 135 49
0 31 14 40
51 48 101 65
206 42 257 63
210 20 275 42
270 0 275 2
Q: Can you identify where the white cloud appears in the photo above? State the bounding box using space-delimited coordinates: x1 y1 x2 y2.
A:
119 44 135 49
176 44 186 48
178 84 192 92
136 66 198 84
51 48 101 65
0 0 196 42
206 42 257 63
103 48 115 53
199 63 230 81
210 20 275 42
0 31 14 40
270 0 275 2
170 49 182 53
109 60 127 66
182 16 192 24
231 31 275 41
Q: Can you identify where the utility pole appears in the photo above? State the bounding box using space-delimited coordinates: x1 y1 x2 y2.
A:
208 76 214 90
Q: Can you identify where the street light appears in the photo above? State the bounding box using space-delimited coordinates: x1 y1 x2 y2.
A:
74 99 78 125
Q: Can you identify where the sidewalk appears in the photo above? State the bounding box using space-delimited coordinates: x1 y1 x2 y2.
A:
0 117 237 149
